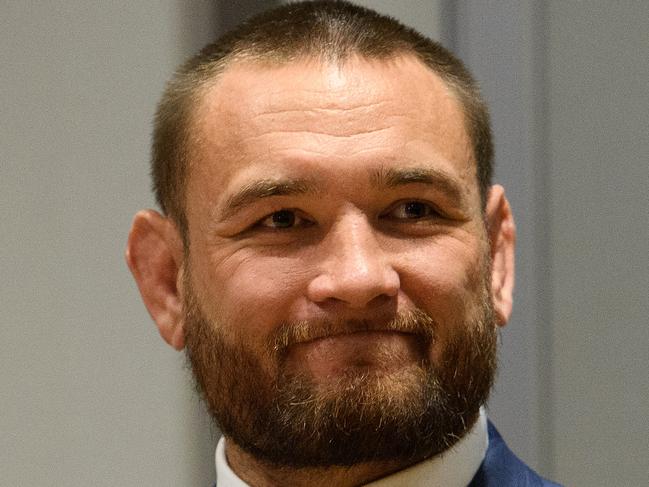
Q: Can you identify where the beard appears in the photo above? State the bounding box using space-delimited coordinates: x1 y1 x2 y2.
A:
183 269 497 468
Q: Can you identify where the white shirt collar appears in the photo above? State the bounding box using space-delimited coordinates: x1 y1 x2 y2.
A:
215 408 488 487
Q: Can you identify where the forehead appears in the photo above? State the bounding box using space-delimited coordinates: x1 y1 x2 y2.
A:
188 54 476 206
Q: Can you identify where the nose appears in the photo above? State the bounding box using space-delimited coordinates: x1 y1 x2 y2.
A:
306 213 400 309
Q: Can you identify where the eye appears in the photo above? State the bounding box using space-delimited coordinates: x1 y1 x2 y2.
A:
386 201 437 220
258 209 311 229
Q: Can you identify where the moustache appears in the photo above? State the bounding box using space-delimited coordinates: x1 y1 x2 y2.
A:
269 308 437 357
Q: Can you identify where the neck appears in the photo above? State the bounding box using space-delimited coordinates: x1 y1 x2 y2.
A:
225 441 421 487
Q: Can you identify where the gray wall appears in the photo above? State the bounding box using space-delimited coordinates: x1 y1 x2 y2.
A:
3 1 647 485
1 2 220 485
545 2 649 485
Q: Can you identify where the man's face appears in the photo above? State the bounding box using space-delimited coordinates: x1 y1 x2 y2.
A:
181 55 497 466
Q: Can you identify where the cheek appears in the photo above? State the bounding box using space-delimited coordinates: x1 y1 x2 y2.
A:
401 241 483 296
397 242 487 341
199 250 312 337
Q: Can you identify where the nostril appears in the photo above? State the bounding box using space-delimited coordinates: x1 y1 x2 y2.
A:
366 292 397 309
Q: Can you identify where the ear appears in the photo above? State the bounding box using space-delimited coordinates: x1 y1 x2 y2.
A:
485 185 516 327
125 210 186 350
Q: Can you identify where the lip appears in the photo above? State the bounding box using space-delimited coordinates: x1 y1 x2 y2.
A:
285 330 422 377
295 329 416 346
272 310 435 356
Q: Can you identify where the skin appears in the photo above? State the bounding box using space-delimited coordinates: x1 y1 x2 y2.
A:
126 54 515 487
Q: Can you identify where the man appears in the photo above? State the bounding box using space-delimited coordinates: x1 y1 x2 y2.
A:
126 2 560 485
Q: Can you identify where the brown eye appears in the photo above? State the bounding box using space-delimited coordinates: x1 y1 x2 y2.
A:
258 209 316 230
389 201 435 220
260 210 296 228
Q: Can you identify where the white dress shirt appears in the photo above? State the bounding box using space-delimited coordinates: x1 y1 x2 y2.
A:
215 408 488 487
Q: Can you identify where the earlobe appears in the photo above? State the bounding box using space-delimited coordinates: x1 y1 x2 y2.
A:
485 185 516 327
125 210 186 350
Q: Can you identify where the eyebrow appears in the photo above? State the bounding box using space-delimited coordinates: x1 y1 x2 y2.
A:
220 178 318 219
370 166 465 203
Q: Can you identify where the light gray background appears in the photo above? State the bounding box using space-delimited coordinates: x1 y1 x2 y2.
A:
2 1 647 485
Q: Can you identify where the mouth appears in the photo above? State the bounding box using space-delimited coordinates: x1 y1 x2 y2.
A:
295 328 415 345
273 311 435 353
285 330 424 378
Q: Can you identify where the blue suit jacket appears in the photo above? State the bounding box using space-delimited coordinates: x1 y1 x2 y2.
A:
468 422 561 486
213 422 562 486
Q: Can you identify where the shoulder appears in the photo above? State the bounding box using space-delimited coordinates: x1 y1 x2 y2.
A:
468 422 563 487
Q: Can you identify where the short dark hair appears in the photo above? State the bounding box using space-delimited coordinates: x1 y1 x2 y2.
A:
152 0 493 236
